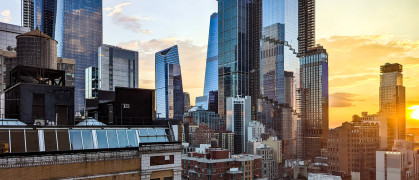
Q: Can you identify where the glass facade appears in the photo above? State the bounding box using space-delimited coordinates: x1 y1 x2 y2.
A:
155 45 184 119
197 13 219 110
300 47 329 160
0 127 171 153
218 0 250 119
0 22 30 51
98 44 138 91
259 0 299 158
54 0 103 115
32 0 56 37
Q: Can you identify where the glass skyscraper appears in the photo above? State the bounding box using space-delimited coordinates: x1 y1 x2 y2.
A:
196 13 219 110
22 0 56 37
54 0 103 115
379 63 406 149
218 0 251 120
259 0 299 158
300 47 329 160
155 45 184 119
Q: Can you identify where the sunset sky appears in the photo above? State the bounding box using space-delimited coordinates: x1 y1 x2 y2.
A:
1 0 418 128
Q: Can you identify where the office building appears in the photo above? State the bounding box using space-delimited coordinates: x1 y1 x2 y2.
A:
0 123 182 179
226 96 251 154
248 121 266 142
54 0 103 115
184 107 222 131
182 148 262 179
376 140 419 180
208 90 218 113
184 92 190 112
98 44 138 91
57 57 76 87
16 28 57 70
327 121 380 180
298 0 316 56
379 63 406 149
300 46 329 160
214 131 235 154
0 22 30 51
257 144 279 180
85 67 99 99
155 45 184 119
353 112 388 149
22 0 56 37
262 136 283 164
196 13 218 110
190 124 216 146
258 0 300 159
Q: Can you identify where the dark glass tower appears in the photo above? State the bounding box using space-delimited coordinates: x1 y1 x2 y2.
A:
196 13 219 110
299 47 329 160
22 0 56 37
155 45 184 119
54 0 103 115
259 0 299 158
218 0 251 120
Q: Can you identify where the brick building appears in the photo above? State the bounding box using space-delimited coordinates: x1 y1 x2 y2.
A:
327 120 380 180
182 148 262 180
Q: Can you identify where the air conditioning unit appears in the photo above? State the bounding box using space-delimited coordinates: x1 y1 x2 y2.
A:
34 119 45 126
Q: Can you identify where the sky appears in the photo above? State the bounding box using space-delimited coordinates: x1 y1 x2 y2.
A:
1 0 418 128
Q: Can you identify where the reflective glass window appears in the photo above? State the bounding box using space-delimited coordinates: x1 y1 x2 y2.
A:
127 130 138 147
26 130 39 152
69 130 83 150
139 129 147 136
157 136 168 142
96 130 108 149
140 137 149 143
10 130 25 153
117 130 128 148
148 136 157 142
0 130 10 153
57 130 70 151
44 130 57 151
148 129 156 136
156 129 166 135
107 130 118 148
81 130 94 149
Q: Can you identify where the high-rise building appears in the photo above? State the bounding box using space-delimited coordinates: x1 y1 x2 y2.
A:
54 0 103 115
226 96 251 154
327 121 380 180
300 46 329 160
298 0 315 56
98 44 138 91
259 0 300 159
379 63 406 149
218 0 251 120
22 0 56 37
155 45 184 119
0 22 30 51
85 67 99 99
208 90 218 113
256 144 279 180
184 92 190 112
196 13 218 110
353 112 388 149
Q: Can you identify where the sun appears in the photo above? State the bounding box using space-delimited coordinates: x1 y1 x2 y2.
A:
409 105 419 120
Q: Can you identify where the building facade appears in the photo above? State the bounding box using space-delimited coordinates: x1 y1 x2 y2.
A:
327 121 380 180
196 13 218 110
54 0 103 115
0 22 30 51
155 45 184 119
22 0 56 37
182 148 262 180
379 63 406 149
85 67 99 99
98 44 138 91
256 144 279 180
57 57 76 87
248 121 266 142
300 46 329 160
184 92 191 112
226 96 251 154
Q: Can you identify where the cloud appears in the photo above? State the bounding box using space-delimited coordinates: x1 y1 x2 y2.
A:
330 93 364 108
1 10 11 23
104 2 152 34
118 38 207 104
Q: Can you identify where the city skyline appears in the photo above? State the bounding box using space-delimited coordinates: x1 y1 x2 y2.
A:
1 0 418 128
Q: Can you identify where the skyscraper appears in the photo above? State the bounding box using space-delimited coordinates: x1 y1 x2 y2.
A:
298 0 315 56
22 0 56 37
226 96 251 154
218 0 251 120
300 46 329 160
155 45 184 119
54 0 103 115
259 0 299 158
379 63 406 148
184 92 190 112
196 13 218 110
98 44 138 91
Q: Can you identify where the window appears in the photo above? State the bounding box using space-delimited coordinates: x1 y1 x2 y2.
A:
25 130 39 152
69 130 83 150
107 130 118 148
44 130 57 151
57 130 70 151
150 155 174 166
0 130 10 153
10 130 25 153
96 130 108 149
127 130 138 147
81 130 94 149
117 130 128 148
